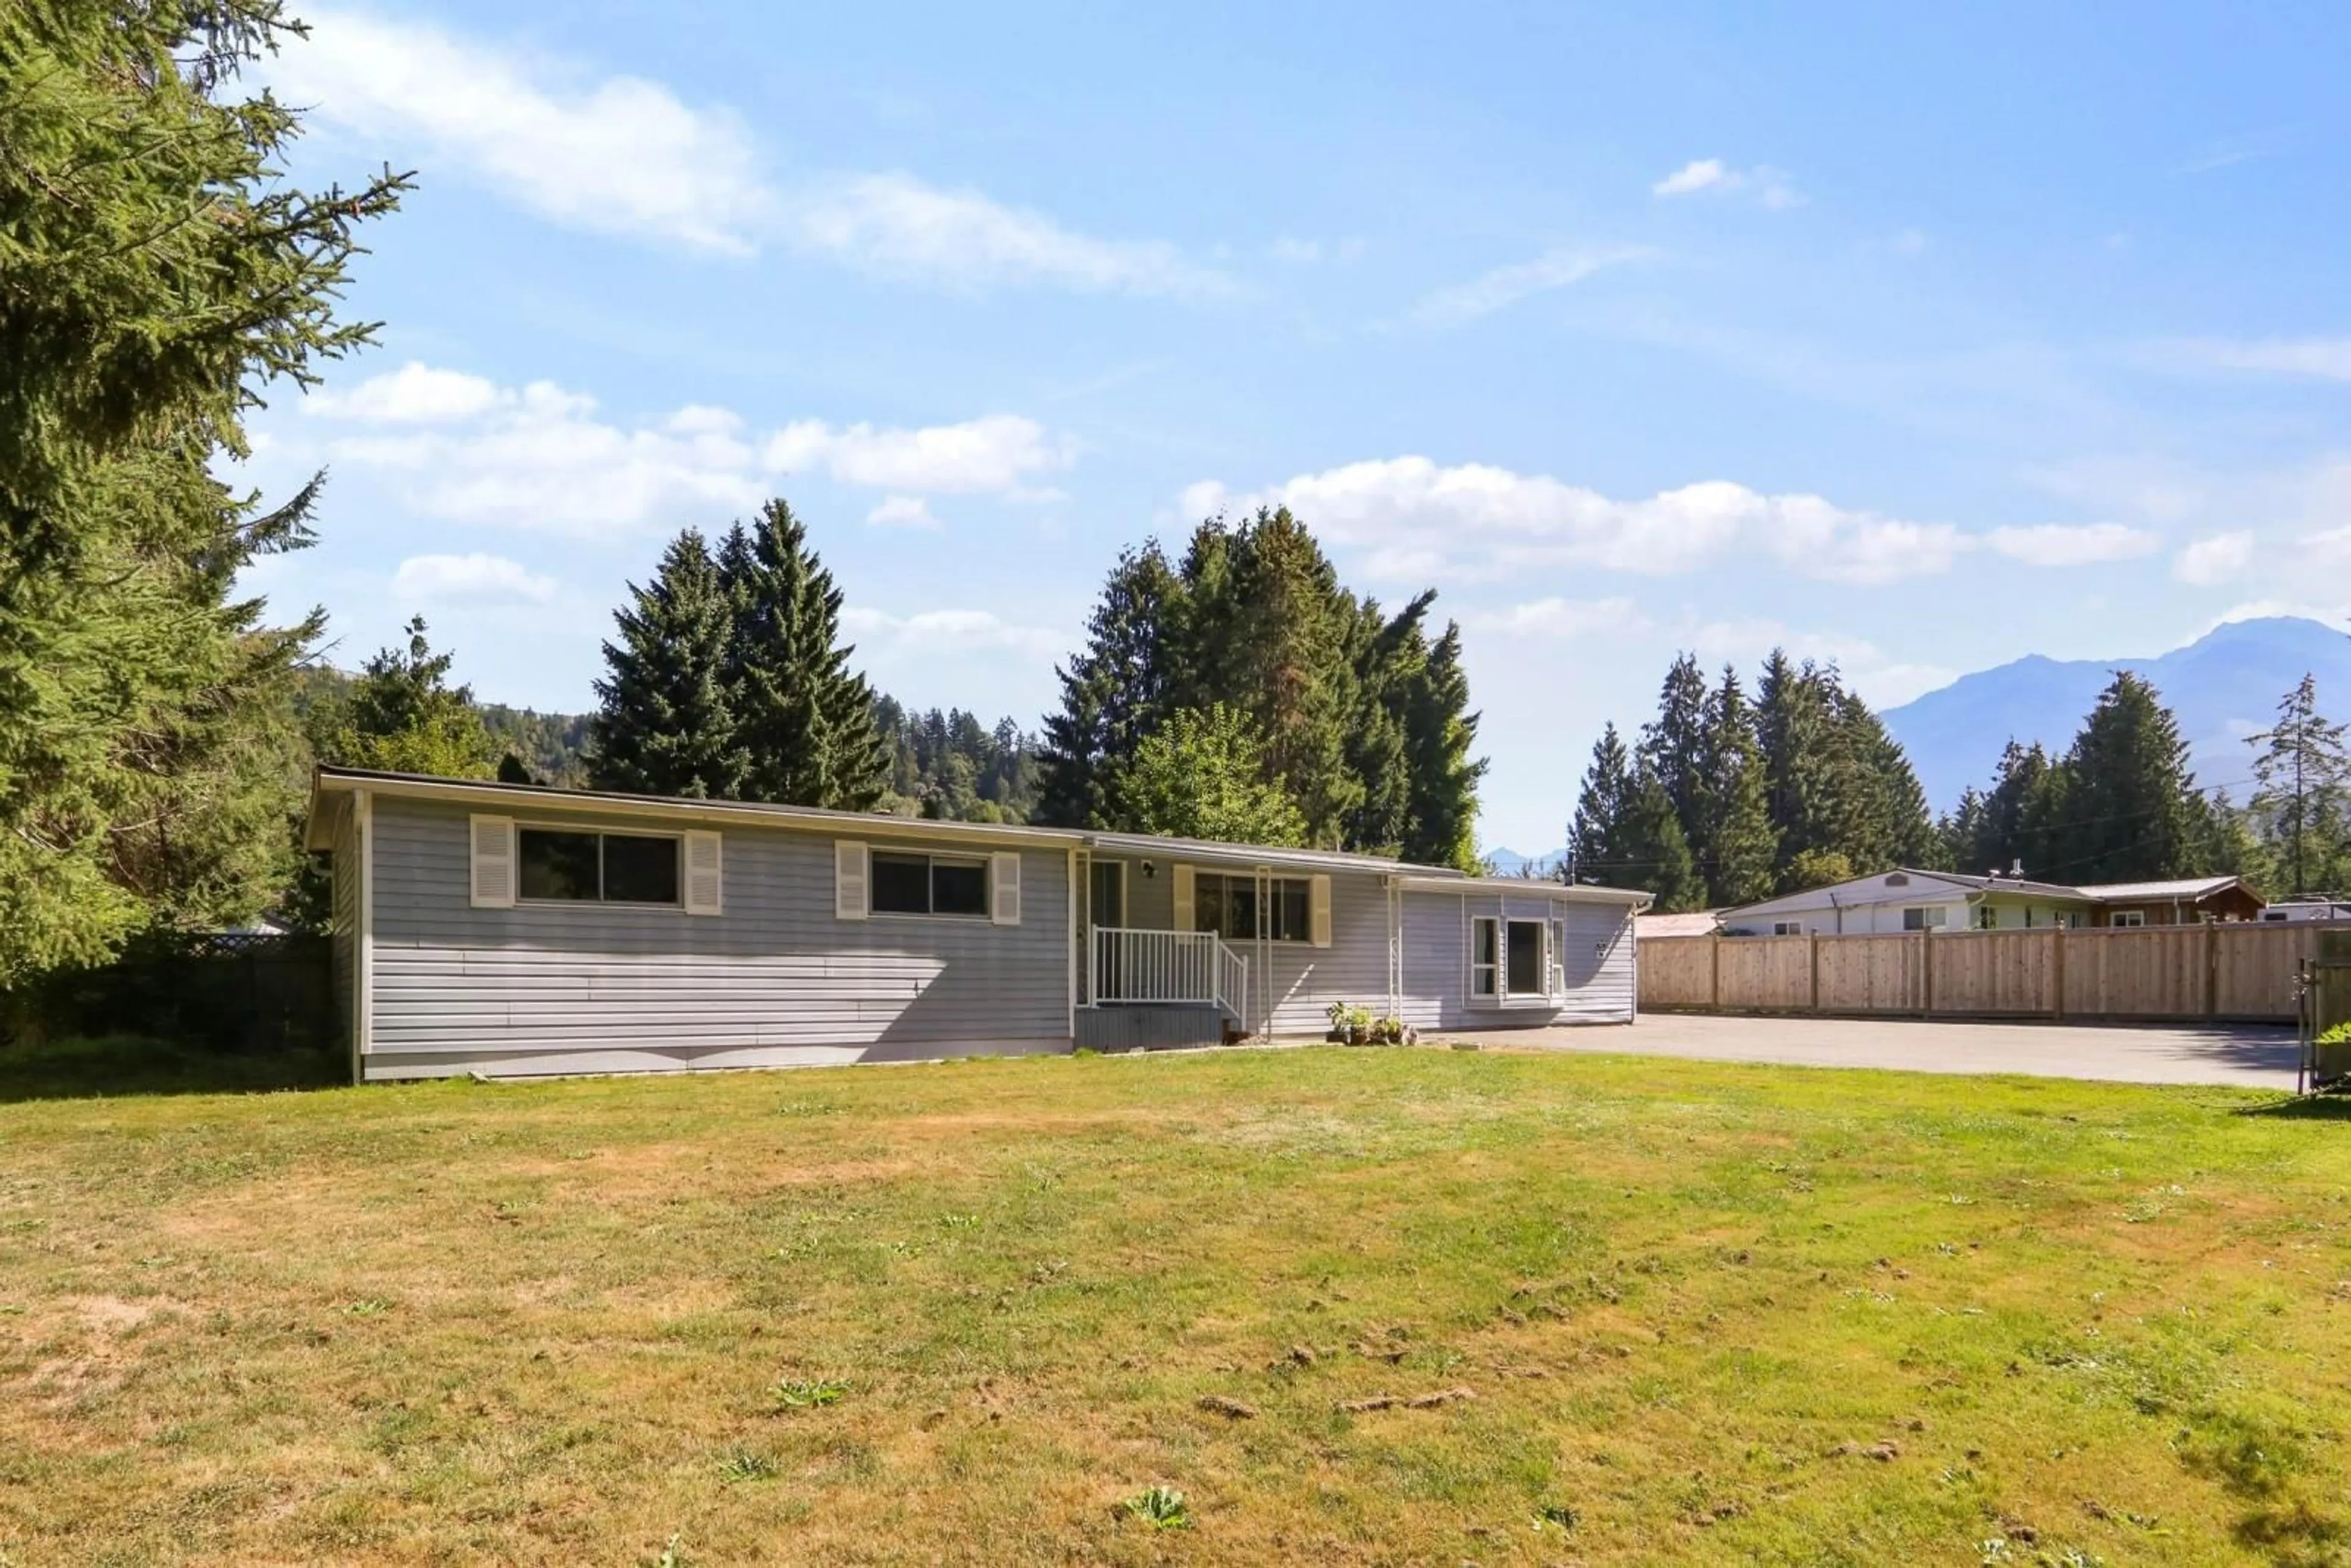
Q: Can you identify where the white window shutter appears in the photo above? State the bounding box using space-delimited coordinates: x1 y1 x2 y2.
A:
470 814 516 909
834 840 869 921
1310 874 1333 947
1172 865 1195 931
683 831 723 915
990 851 1022 925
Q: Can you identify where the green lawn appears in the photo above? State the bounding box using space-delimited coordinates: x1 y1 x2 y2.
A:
2 1041 2347 1566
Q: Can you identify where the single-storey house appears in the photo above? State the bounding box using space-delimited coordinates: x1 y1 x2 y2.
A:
1719 868 2264 937
2073 876 2263 926
304 767 1649 1082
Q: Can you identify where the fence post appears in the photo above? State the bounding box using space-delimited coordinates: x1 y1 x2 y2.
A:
2204 918 2218 1019
1709 932 1722 1011
2051 925 2066 1021
1921 928 1934 1018
1809 931 1821 1013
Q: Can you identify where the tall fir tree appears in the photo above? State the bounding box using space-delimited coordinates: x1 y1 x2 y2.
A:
1641 654 1712 845
1569 723 1635 882
1037 544 1186 828
2246 673 2349 898
1963 740 2067 877
1622 758 1703 912
1399 621 1485 870
1 3 406 980
1694 666 1778 905
719 500 887 811
589 529 746 799
2050 672 2202 882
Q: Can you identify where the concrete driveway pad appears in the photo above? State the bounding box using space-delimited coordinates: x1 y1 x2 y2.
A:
1452 1012 2302 1089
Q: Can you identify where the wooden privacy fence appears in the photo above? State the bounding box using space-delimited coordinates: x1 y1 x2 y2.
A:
1641 923 2314 1024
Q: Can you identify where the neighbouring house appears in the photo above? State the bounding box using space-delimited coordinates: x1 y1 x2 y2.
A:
1717 868 2266 938
304 767 1649 1082
2259 898 2351 923
1636 910 1723 941
2074 876 2263 926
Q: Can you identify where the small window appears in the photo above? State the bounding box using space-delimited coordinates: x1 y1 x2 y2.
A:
1772 920 1802 937
871 850 991 917
518 828 678 906
1471 917 1499 997
2111 909 2146 928
1192 871 1311 942
1902 906 1947 931
2262 910 2287 923
1974 906 1998 931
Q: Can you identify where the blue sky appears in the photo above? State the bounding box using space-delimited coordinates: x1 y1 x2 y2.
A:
238 2 2351 852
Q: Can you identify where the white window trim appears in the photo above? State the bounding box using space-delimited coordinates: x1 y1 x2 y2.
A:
1772 920 1802 937
869 847 996 922
511 820 689 912
2111 909 2146 928
1469 913 1558 1008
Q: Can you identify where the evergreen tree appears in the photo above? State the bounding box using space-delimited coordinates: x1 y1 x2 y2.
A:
315 618 498 779
719 500 887 810
1963 740 2067 877
1754 650 1935 886
1641 654 1712 844
1569 723 1634 883
1037 544 1186 828
1695 667 1779 905
2246 674 2349 898
1120 705 1308 847
1209 508 1359 846
1400 621 1485 870
1621 759 1703 912
2051 672 2203 882
589 529 746 799
1 4 406 980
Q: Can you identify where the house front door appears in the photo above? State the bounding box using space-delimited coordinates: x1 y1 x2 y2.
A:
1090 861 1125 999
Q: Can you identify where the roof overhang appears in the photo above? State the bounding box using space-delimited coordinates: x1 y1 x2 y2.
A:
1390 874 1652 908
304 767 1082 852
1082 830 1434 877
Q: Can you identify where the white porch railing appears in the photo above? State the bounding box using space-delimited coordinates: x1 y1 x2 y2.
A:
1092 926 1249 1021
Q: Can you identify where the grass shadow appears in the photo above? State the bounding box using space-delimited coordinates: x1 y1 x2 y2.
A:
0 1035 345 1103
2233 1092 2351 1122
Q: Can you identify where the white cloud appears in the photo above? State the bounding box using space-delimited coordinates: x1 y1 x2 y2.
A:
1686 618 1957 708
1652 158 1802 208
866 495 940 530
272 8 1226 292
325 380 764 535
1477 597 1649 639
841 607 1063 658
2173 530 2255 585
763 414 1073 493
274 7 772 255
782 172 1232 297
307 362 504 423
1411 245 1652 327
1984 523 2160 567
391 552 558 604
308 365 1073 533
2158 337 2351 382
1188 459 1965 585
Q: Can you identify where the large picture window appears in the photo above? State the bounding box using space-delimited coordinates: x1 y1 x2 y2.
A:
519 829 680 906
872 850 991 917
1192 871 1311 942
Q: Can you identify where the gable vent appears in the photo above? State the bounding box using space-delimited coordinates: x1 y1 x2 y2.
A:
1884 872 1910 887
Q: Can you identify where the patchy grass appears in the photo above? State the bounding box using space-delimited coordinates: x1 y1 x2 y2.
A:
1 1046 2347 1565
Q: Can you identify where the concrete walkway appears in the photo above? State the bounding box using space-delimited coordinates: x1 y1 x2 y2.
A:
1449 1012 2304 1089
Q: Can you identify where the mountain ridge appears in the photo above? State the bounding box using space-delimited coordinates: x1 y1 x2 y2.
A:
1881 615 2351 810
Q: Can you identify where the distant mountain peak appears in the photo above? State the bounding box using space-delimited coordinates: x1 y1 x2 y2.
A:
1883 615 2351 809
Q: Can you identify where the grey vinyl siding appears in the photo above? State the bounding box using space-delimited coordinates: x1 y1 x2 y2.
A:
1397 890 1637 1030
329 800 359 1060
364 798 1071 1079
